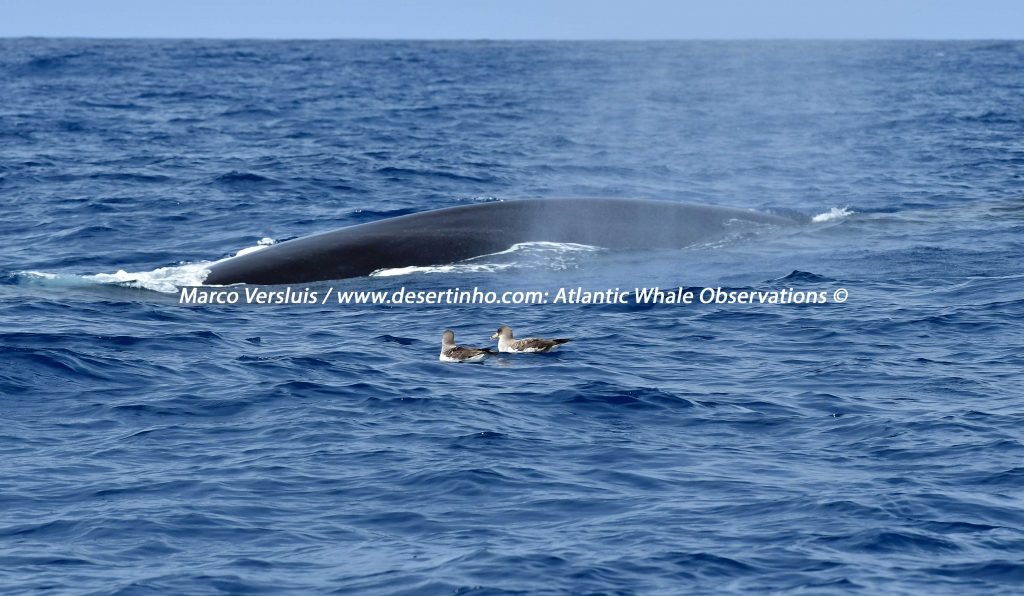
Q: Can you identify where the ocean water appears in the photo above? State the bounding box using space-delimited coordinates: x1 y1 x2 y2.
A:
1 39 1023 594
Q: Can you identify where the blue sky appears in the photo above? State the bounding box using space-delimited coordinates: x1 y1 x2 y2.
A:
3 0 1022 39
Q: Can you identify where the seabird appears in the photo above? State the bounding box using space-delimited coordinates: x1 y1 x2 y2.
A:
439 329 495 363
490 325 571 353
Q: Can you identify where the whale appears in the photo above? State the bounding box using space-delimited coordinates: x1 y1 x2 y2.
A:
202 198 794 285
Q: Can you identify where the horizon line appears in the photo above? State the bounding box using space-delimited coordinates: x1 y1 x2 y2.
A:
2 35 1021 42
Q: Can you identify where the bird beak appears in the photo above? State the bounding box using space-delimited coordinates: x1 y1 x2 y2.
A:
490 332 499 339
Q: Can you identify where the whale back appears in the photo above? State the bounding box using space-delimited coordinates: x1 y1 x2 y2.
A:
203 198 793 285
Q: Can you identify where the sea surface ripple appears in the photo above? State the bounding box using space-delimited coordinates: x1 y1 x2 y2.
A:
1 40 1023 594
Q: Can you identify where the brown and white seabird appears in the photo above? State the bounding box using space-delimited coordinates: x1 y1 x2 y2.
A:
490 325 571 354
439 329 495 363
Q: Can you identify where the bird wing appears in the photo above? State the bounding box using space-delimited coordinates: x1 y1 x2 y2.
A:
513 337 570 352
446 346 494 359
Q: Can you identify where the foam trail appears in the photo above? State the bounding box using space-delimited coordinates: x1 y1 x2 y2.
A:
371 263 516 277
18 238 278 294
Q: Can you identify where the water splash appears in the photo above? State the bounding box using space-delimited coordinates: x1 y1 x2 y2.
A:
812 207 855 223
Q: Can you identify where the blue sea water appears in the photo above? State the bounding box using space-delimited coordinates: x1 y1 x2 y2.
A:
1 39 1023 594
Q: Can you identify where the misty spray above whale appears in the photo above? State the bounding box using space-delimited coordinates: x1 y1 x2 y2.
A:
203 198 795 285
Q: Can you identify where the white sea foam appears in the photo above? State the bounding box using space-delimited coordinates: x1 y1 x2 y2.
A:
371 263 515 277
370 241 601 278
83 262 214 293
19 238 278 294
473 241 599 259
21 271 59 280
812 207 855 223
234 237 276 257
685 218 781 250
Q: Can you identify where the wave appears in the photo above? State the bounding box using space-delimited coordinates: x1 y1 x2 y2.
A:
370 241 602 278
211 171 282 186
772 270 836 283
